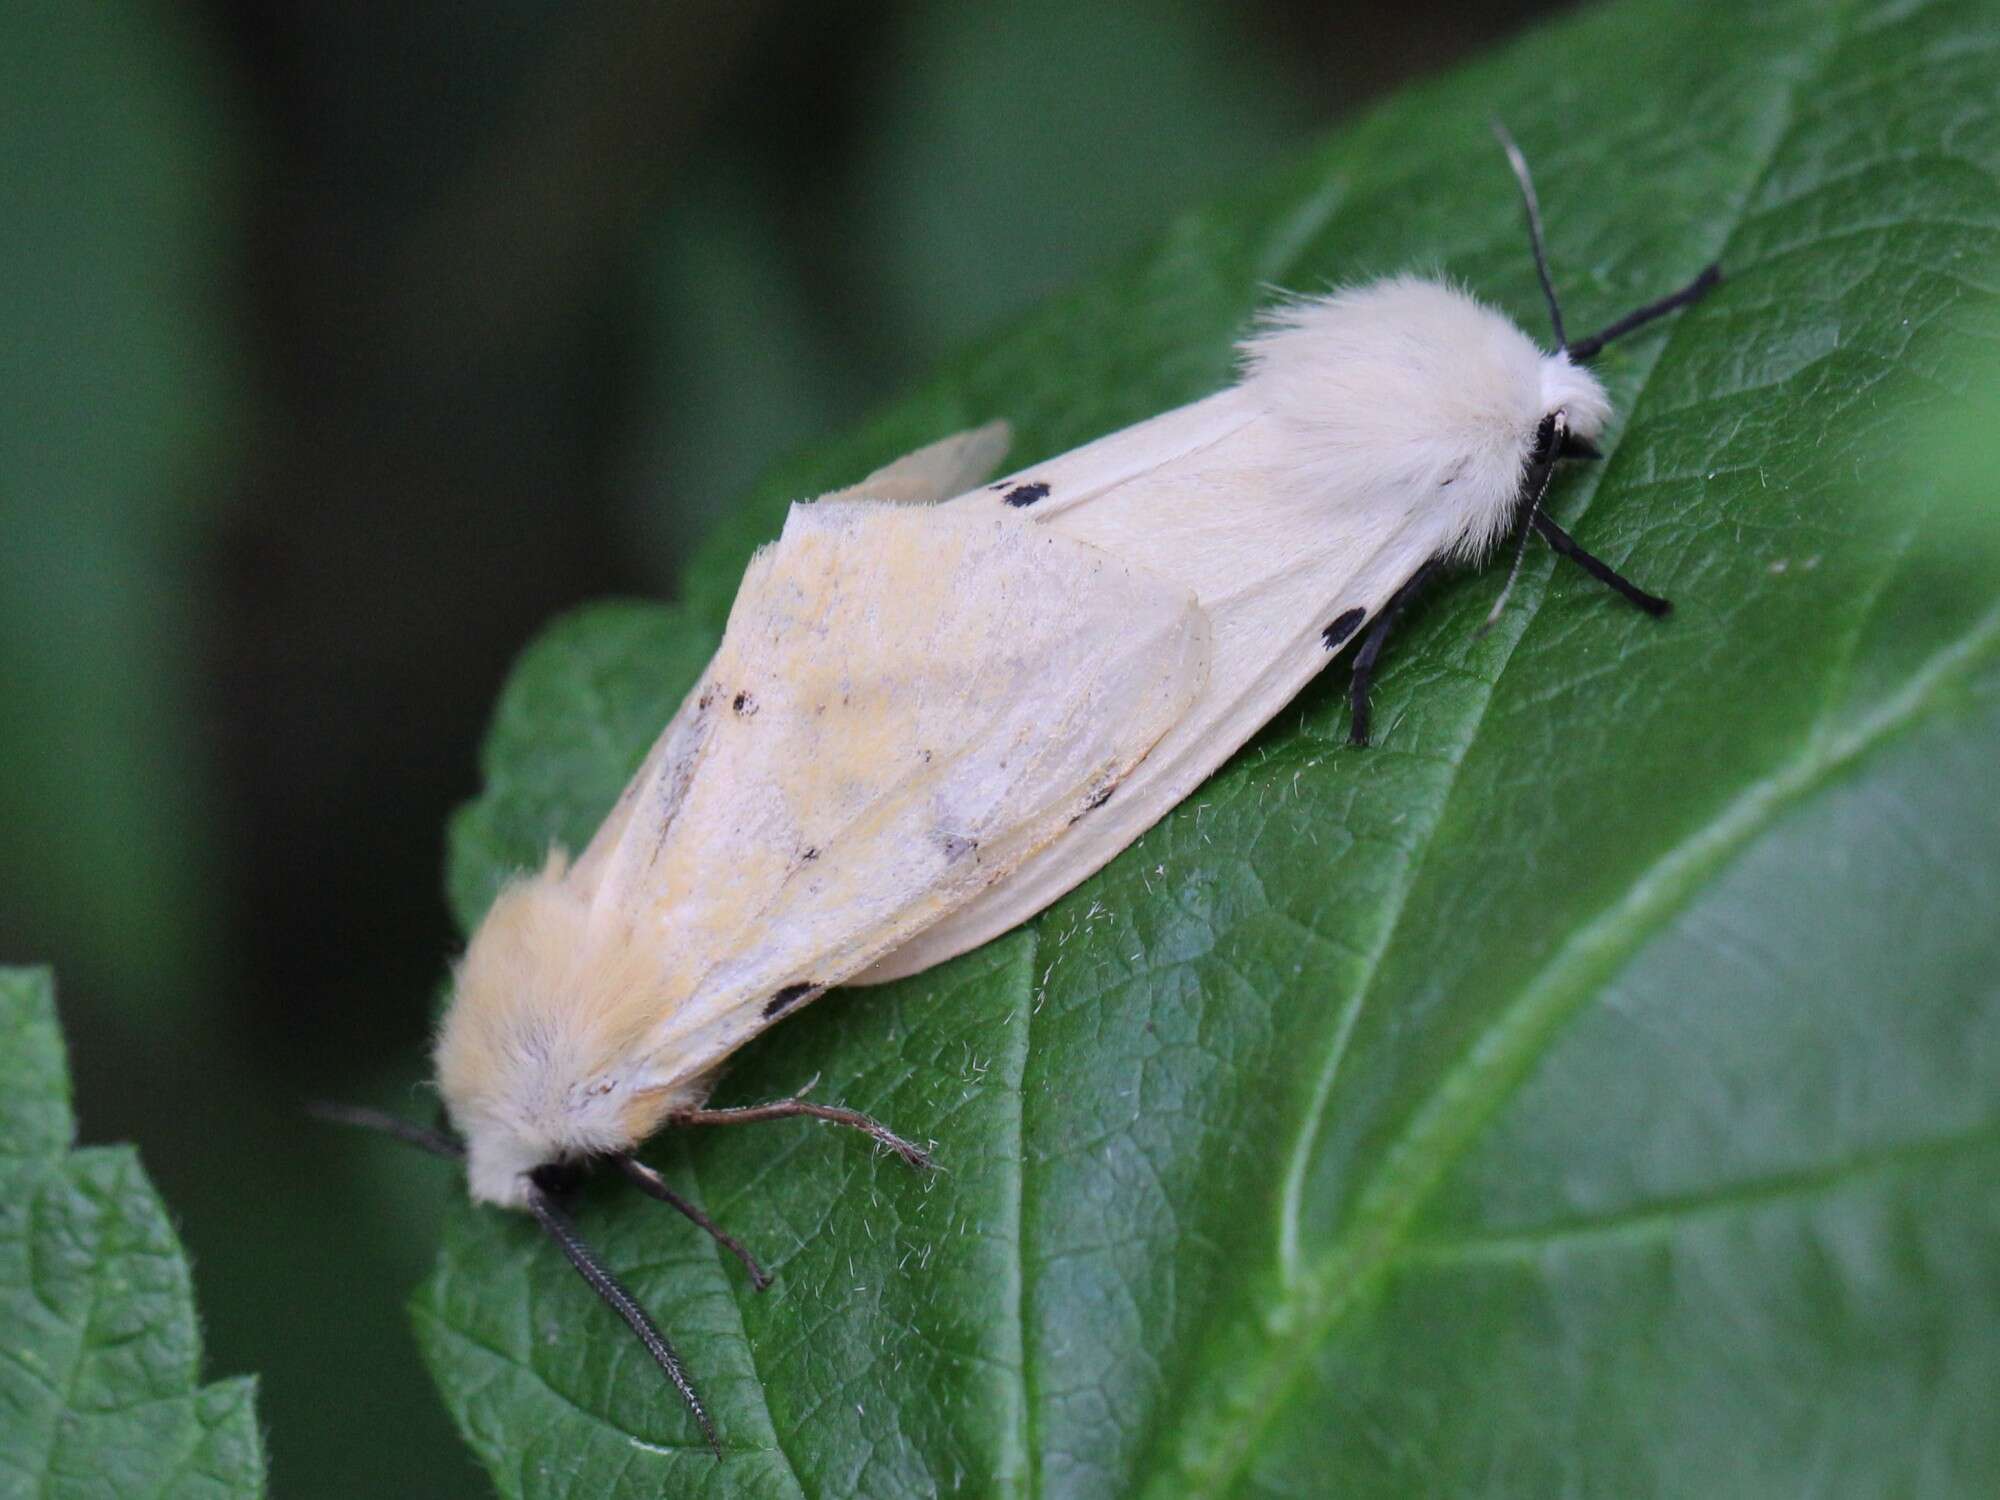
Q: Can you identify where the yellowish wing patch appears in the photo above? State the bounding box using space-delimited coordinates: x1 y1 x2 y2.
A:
572 499 1208 1091
567 423 1013 893
819 421 1012 505
861 388 1415 982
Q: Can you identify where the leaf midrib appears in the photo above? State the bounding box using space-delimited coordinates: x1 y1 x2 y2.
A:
1154 5 1903 1490
1398 1114 2000 1266
1180 600 2000 1494
39 1158 116 1500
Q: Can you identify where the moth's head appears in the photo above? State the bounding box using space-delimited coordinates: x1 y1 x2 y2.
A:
314 890 736 1456
1239 275 1612 562
1445 315 1614 564
434 855 690 1207
1537 351 1612 447
1515 349 1613 512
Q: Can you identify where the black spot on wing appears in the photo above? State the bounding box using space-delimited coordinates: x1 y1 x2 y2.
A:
762 982 818 1020
1069 783 1116 825
1003 482 1050 508
732 691 757 716
1321 608 1366 649
940 833 977 862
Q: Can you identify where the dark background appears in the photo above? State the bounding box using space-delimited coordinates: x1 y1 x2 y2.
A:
1 2 1560 1492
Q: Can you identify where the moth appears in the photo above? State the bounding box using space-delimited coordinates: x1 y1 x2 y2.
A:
323 128 1719 1455
863 129 1719 980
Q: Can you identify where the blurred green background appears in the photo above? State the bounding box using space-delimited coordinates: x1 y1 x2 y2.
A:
0 1 1560 1493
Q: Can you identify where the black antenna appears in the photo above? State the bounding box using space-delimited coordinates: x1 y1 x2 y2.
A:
306 1100 464 1160
527 1176 722 1460
1492 121 1722 362
1492 119 1567 350
311 1100 738 1455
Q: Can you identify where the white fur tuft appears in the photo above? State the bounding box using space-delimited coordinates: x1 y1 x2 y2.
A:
436 853 708 1205
1540 352 1610 438
1238 276 1608 563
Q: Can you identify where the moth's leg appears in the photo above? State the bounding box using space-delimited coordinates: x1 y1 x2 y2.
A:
1531 511 1671 615
1347 559 1442 748
1566 262 1721 361
671 1078 935 1171
615 1155 772 1290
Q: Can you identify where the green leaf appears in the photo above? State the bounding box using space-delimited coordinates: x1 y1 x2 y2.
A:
418 0 2000 1493
0 968 265 1498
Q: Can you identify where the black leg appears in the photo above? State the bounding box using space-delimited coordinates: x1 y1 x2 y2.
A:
1347 559 1440 748
1532 512 1671 615
1348 618 1391 748
615 1155 772 1291
670 1076 935 1172
1566 262 1721 361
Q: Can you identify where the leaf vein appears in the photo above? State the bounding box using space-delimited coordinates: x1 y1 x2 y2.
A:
1397 1114 2000 1266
